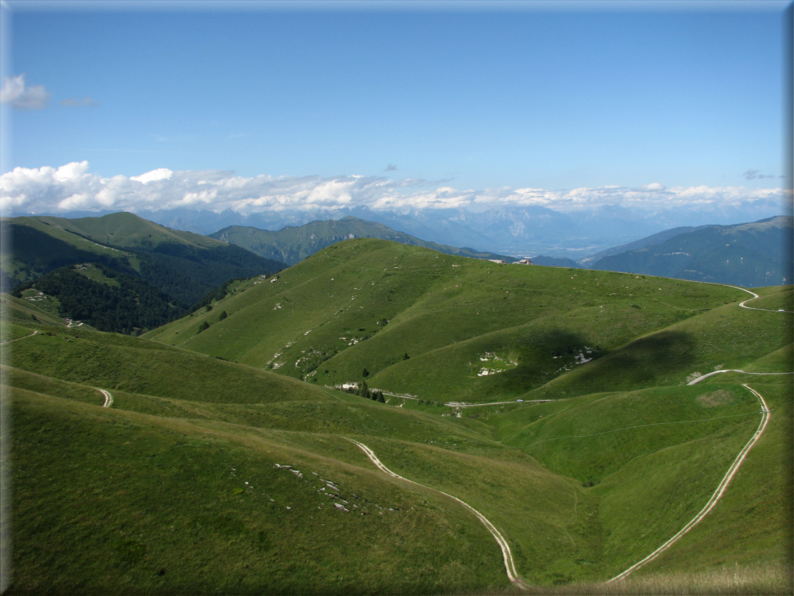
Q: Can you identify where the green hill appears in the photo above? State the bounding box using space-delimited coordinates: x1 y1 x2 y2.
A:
209 216 515 266
590 216 792 287
0 292 68 329
12 263 186 334
1 212 285 308
144 239 780 405
32 211 227 251
2 238 790 594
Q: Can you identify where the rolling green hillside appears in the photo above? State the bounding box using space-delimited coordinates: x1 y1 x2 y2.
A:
210 216 514 266
144 239 774 405
33 210 228 251
3 237 791 594
1 212 285 306
0 292 68 329
590 216 792 287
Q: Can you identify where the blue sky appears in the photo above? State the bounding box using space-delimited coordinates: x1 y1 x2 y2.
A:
0 1 789 216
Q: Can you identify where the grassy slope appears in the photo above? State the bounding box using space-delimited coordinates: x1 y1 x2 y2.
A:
743 285 793 312
34 211 227 250
145 239 751 403
5 326 329 405
631 375 792 576
3 322 572 592
522 302 791 400
4 240 791 594
0 217 144 287
0 293 66 328
9 388 506 595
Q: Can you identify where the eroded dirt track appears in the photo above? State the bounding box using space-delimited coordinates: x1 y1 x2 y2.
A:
607 382 771 582
345 437 531 589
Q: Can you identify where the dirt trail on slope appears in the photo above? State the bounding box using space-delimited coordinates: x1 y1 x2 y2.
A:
724 285 793 313
98 388 113 408
688 369 793 385
1 330 38 344
344 437 531 590
608 382 771 582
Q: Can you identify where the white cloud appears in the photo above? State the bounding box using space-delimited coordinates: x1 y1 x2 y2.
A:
53 161 91 182
0 74 50 110
0 161 787 217
636 182 665 191
131 168 173 184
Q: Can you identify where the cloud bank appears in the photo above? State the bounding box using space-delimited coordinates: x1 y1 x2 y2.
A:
0 161 787 217
0 75 50 110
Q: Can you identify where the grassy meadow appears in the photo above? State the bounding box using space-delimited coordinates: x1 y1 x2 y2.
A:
2 239 791 594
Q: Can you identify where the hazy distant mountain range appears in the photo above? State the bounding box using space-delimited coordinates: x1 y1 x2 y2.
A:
209 217 513 266
206 214 791 288
588 216 792 287
35 198 784 259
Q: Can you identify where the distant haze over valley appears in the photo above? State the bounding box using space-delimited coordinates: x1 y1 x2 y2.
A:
8 197 785 260
1 162 787 259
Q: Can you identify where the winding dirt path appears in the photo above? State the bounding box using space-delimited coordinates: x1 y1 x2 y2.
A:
607 382 771 582
0 330 38 344
446 399 554 408
344 437 530 590
724 285 793 313
688 369 793 385
98 388 113 408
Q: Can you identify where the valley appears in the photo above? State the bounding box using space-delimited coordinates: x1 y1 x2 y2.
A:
4 5 790 594
1 238 791 594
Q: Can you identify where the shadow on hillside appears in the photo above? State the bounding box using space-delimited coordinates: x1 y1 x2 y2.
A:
547 330 697 396
481 328 605 397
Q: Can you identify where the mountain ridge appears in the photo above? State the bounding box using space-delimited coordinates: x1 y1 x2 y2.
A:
1 211 285 306
209 216 518 266
588 215 792 287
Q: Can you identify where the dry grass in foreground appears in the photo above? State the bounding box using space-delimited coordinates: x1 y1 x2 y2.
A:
472 564 793 596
